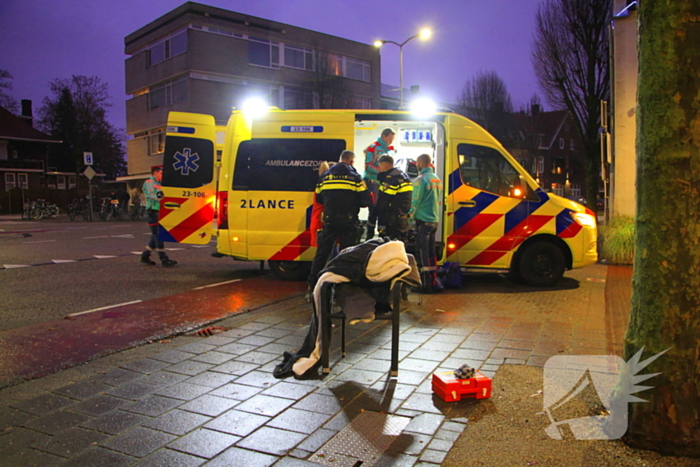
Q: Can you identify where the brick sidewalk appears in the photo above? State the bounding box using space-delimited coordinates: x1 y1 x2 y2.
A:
0 263 630 467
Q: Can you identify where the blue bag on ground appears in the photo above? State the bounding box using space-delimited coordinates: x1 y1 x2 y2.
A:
438 262 462 289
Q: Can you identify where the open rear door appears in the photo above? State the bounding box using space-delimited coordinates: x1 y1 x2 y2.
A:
159 112 216 245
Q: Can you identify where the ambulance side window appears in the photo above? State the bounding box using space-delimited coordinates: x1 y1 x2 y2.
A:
458 144 521 197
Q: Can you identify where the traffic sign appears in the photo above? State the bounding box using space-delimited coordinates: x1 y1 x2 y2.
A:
83 166 96 180
83 152 93 165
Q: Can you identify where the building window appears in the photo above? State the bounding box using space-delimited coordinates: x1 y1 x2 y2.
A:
149 30 187 66
551 183 564 196
68 176 76 189
559 138 565 149
283 85 313 109
570 184 581 198
283 44 313 70
570 139 575 150
532 156 545 175
325 54 371 82
352 97 372 109
57 175 66 190
149 129 165 155
149 77 188 110
5 173 15 190
0 141 7 160
249 37 280 69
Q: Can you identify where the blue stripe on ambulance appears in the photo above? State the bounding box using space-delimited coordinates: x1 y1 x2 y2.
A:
453 191 499 232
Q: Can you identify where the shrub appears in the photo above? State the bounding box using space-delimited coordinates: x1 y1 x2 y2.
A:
600 216 635 265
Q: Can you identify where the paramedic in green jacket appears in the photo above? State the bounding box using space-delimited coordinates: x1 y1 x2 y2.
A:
409 154 443 293
140 166 177 267
364 127 395 240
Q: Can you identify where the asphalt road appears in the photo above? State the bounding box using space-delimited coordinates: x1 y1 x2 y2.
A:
0 216 269 332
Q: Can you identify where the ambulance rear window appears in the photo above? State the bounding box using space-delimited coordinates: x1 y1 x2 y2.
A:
233 138 346 191
162 136 214 189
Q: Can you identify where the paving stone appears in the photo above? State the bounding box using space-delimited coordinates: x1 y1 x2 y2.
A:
51 380 113 401
395 369 430 386
408 349 451 362
505 358 527 365
196 335 239 346
440 421 466 433
101 426 176 458
189 351 235 365
203 446 278 467
400 358 440 373
142 409 211 436
10 393 74 416
427 437 454 452
267 408 332 434
178 395 238 417
79 410 150 435
204 409 270 436
133 448 205 467
168 428 240 459
0 446 64 466
255 327 294 339
139 371 190 387
33 426 107 458
419 449 447 464
175 342 219 354
122 395 182 417
450 348 491 361
270 458 323 467
232 370 278 388
430 333 466 344
404 413 445 435
70 395 126 416
238 322 274 332
216 342 258 355
120 358 171 374
58 447 134 467
92 368 143 386
236 351 281 366
498 339 536 351
0 426 51 457
209 383 262 400
321 410 352 431
165 361 216 376
257 342 297 356
292 393 343 415
388 432 432 455
185 372 236 388
235 394 295 417
150 349 197 364
312 379 366 403
236 335 276 346
260 381 316 400
210 360 259 376
107 381 157 400
296 428 337 452
434 428 461 442
374 452 419 467
154 382 212 401
218 329 255 339
236 426 306 456
333 368 386 385
490 348 531 360
22 409 89 435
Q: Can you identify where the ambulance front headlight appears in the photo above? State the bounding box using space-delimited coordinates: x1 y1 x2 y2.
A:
242 98 268 118
572 212 596 228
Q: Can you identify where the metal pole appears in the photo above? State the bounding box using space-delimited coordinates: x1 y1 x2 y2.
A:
399 45 404 109
88 179 93 221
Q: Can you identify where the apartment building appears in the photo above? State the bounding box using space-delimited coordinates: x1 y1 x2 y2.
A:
124 2 381 177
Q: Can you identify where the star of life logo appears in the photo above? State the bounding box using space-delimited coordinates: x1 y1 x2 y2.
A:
173 148 199 176
543 347 668 440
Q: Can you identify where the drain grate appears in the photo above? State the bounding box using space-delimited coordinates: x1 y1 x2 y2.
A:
309 411 411 467
189 326 230 337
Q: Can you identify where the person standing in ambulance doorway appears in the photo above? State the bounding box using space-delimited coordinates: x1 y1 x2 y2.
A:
307 150 370 292
140 166 177 267
364 127 396 240
409 154 443 293
375 155 412 242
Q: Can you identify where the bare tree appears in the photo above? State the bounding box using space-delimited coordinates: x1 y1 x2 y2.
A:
302 49 354 109
0 69 19 114
456 70 516 145
532 0 611 210
623 0 700 456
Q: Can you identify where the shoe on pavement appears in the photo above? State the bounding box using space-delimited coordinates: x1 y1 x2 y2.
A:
162 259 178 267
140 256 156 265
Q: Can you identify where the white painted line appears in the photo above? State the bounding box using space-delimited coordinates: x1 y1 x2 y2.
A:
22 239 56 244
66 227 88 230
94 255 117 259
66 300 143 318
52 259 77 263
83 236 109 239
192 245 211 248
131 251 142 255
165 248 184 251
3 264 30 269
193 279 242 290
111 234 134 238
142 233 151 235
0 229 4 232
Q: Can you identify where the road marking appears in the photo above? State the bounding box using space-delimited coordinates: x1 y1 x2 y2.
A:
193 279 242 290
66 300 143 318
131 251 143 255
66 227 88 230
3 264 30 269
111 234 134 238
83 236 109 239
52 259 77 263
22 239 56 244
192 245 211 248
94 255 117 259
165 247 184 251
142 233 151 235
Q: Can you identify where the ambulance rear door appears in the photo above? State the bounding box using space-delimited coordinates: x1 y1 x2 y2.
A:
159 112 217 245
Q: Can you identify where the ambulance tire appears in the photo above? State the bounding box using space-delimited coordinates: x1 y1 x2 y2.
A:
518 242 565 287
269 260 312 281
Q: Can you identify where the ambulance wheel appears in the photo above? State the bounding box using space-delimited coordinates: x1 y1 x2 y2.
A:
268 260 311 281
519 242 565 287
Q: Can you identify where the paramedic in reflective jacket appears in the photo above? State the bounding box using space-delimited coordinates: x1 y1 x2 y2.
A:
375 155 412 242
364 127 395 240
410 154 443 293
140 166 177 267
308 150 371 290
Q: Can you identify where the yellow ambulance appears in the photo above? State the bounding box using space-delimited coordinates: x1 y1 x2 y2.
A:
159 106 597 287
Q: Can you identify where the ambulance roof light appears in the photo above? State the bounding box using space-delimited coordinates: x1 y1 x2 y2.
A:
410 98 436 118
242 98 268 118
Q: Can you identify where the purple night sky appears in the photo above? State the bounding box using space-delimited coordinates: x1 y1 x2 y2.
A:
0 0 542 130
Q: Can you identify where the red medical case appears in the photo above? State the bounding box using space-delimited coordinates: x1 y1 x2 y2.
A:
432 370 492 402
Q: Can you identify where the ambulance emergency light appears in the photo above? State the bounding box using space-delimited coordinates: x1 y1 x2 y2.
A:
410 98 436 118
241 97 268 118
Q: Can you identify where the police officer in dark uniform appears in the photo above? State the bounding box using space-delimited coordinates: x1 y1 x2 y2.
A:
374 155 413 242
307 150 370 291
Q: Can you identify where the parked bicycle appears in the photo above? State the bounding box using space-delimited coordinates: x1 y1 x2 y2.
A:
129 201 146 221
99 197 122 221
22 199 60 220
67 197 91 221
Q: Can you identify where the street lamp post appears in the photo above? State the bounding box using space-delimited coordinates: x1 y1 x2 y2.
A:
375 28 432 109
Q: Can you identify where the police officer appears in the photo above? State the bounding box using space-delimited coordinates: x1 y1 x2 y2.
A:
140 166 177 267
374 155 412 242
307 150 370 291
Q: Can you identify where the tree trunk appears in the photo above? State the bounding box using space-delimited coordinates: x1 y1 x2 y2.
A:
623 0 700 457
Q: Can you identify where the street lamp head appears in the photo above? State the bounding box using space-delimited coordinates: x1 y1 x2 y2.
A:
374 40 385 48
419 28 432 40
